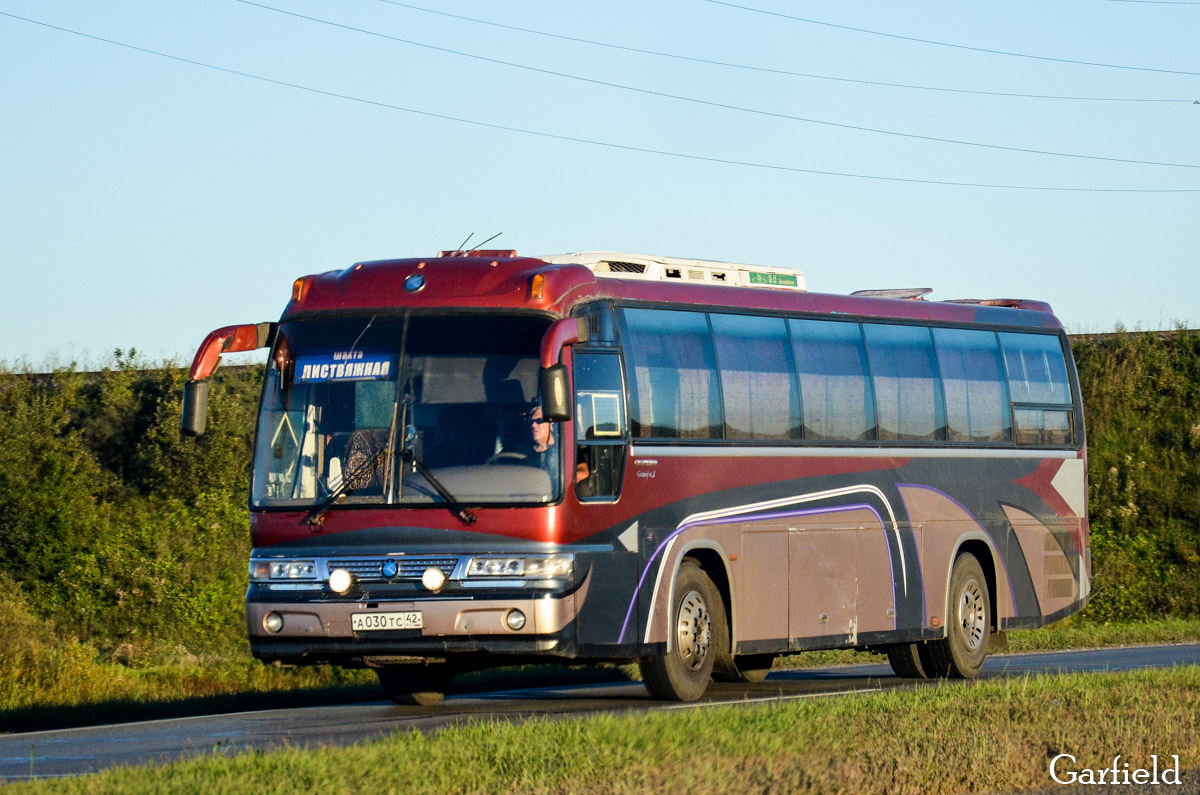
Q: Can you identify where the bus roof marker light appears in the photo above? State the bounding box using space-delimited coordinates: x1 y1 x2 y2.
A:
529 272 546 300
286 278 312 306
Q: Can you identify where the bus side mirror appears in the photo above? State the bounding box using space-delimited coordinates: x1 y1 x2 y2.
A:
182 321 274 437
541 364 571 422
538 317 588 422
181 379 210 437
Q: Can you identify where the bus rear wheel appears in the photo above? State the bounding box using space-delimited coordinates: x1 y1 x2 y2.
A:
885 643 935 679
376 664 454 706
639 561 717 701
926 553 991 679
724 654 775 684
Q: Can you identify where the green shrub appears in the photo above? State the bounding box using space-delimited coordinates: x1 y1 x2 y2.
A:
0 356 260 658
0 578 105 711
1072 329 1200 621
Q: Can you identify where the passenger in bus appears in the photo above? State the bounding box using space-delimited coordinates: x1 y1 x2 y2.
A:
575 445 594 495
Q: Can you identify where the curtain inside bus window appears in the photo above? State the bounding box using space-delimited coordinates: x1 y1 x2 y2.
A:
998 333 1072 405
999 332 1075 446
933 328 1012 443
789 318 876 441
619 308 721 440
862 324 947 442
710 313 801 440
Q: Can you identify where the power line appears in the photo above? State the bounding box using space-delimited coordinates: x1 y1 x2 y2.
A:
1 10 1197 193
373 0 1193 104
235 0 1200 171
705 0 1200 77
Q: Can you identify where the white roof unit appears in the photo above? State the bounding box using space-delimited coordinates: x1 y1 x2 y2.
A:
539 251 805 291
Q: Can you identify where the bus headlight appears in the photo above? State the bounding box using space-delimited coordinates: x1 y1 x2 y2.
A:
250 559 318 581
465 555 573 579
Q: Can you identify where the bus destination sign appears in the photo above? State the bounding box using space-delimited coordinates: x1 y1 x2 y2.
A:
295 352 394 383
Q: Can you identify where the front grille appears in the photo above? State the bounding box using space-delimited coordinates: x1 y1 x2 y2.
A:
328 556 459 582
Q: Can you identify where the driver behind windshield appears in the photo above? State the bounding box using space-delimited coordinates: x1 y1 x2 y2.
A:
491 403 556 468
493 403 591 487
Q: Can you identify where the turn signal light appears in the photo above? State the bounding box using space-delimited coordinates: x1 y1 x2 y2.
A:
292 276 311 303
529 273 546 300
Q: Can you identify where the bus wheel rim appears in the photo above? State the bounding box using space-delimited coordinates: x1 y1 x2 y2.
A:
676 590 711 671
957 577 986 652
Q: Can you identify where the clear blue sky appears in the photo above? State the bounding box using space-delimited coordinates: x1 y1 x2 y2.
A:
2 0 1197 367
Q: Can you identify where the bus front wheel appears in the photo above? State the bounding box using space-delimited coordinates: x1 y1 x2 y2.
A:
639 560 717 701
926 553 991 679
376 664 454 706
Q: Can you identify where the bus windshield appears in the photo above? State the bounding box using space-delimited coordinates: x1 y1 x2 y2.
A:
252 313 560 509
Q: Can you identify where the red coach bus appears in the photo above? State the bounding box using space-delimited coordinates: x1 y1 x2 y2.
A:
182 249 1090 703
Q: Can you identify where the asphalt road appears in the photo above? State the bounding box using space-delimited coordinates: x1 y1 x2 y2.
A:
3 642 1198 781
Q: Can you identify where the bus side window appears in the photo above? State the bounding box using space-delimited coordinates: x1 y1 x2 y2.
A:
572 352 627 500
998 332 1076 446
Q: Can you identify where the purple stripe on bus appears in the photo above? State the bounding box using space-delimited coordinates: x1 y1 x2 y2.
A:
617 502 887 645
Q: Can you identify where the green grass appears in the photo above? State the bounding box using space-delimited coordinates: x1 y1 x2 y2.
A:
1006 617 1200 652
8 667 1199 794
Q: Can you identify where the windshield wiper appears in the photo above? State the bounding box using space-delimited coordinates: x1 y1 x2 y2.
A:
401 448 478 526
305 448 387 527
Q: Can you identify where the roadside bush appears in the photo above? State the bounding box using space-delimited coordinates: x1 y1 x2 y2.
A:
0 356 260 659
1072 328 1200 621
0 579 104 711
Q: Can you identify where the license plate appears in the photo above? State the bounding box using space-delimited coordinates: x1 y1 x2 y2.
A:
351 611 423 631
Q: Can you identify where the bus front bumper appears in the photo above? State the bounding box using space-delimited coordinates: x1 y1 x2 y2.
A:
246 591 579 665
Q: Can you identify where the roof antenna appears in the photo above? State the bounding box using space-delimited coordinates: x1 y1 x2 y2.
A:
473 232 502 250
451 233 474 257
